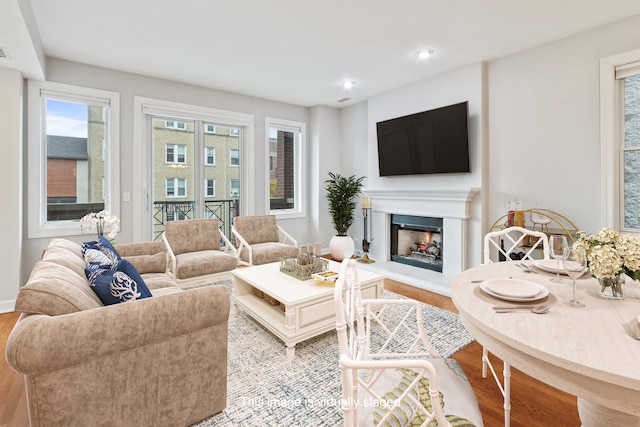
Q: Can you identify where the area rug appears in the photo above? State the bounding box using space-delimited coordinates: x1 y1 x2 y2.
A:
191 280 474 427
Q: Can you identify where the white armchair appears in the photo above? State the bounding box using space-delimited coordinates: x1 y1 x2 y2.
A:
333 259 483 427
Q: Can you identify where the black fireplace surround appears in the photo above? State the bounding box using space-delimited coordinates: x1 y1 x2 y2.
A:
390 214 443 273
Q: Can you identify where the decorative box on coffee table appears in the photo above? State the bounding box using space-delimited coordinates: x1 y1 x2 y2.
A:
232 260 384 360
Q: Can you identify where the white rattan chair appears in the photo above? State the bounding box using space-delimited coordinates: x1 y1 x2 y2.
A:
482 226 549 427
333 259 483 427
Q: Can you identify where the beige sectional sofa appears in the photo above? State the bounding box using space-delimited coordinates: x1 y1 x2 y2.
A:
5 238 229 427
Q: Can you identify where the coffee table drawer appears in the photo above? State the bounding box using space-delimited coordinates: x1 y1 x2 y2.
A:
298 298 335 329
297 284 379 330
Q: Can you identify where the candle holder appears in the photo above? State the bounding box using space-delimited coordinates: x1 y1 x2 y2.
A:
358 196 375 264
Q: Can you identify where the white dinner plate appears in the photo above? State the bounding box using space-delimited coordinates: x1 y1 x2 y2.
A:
484 278 541 298
533 259 569 274
480 279 549 302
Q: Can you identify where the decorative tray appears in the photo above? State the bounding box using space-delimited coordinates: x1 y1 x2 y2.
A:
279 257 328 280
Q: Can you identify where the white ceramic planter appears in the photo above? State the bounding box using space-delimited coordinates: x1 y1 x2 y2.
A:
329 235 355 261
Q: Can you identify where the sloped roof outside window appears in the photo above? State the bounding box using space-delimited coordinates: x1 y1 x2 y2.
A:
47 135 88 160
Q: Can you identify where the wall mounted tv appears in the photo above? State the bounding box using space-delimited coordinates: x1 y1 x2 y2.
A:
376 101 470 176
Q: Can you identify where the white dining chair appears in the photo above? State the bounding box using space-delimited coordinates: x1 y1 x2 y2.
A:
482 226 549 427
334 259 484 427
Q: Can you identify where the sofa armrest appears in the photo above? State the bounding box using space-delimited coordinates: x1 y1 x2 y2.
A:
6 285 229 375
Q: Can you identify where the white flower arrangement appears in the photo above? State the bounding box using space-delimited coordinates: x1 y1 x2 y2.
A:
80 210 120 240
574 227 640 281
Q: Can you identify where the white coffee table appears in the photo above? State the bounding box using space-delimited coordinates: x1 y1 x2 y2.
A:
232 260 385 360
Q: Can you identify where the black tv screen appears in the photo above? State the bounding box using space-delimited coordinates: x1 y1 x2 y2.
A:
376 101 470 176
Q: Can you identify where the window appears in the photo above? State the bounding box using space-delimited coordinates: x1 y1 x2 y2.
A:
230 128 240 137
166 121 186 130
166 144 187 164
230 149 240 167
601 51 640 231
134 96 254 241
230 179 240 197
166 178 187 197
205 178 216 197
265 117 306 218
167 211 187 221
205 147 216 165
28 81 120 238
622 73 640 229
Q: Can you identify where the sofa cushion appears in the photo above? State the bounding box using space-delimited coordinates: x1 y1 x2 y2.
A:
47 238 84 258
233 215 279 245
15 261 104 316
124 252 166 274
85 259 153 305
41 246 87 278
174 251 237 279
82 236 121 267
141 272 179 290
239 242 300 265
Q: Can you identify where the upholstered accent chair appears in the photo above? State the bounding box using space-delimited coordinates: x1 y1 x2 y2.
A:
231 214 299 266
334 259 483 426
162 218 237 286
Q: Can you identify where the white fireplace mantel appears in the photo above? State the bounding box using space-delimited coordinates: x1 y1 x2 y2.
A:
359 188 479 296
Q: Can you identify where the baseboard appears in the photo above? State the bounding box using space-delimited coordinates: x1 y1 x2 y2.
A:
0 299 16 314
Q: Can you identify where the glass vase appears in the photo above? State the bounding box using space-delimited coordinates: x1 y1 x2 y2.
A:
598 275 624 299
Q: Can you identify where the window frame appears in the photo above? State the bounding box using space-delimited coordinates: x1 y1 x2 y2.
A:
230 179 240 198
230 149 240 167
166 178 187 198
132 97 254 241
205 146 216 166
600 48 640 232
165 143 187 164
265 117 306 219
27 80 120 238
205 178 216 197
165 120 186 130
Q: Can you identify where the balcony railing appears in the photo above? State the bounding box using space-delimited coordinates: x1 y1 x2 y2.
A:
152 199 239 243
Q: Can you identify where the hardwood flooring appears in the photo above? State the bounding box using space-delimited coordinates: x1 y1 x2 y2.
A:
0 279 579 427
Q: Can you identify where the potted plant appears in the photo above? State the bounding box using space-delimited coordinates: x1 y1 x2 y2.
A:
325 172 365 260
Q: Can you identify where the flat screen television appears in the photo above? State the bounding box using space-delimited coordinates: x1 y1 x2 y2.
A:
376 101 470 176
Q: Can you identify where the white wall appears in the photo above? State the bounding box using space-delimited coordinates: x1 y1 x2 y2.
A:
488 14 640 235
309 105 341 251
0 68 22 309
341 64 485 268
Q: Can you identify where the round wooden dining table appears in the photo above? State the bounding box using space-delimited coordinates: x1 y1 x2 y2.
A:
451 261 640 426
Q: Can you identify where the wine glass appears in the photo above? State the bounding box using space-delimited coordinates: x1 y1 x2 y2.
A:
549 235 568 283
563 245 587 308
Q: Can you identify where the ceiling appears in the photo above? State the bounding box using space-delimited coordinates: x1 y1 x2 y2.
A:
4 0 640 108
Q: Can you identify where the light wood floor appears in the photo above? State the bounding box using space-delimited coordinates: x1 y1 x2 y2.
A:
0 279 579 427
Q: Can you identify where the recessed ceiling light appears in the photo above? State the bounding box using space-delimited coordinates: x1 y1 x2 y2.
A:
343 80 356 89
415 49 434 59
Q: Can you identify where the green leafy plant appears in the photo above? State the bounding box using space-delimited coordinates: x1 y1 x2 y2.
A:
325 172 365 236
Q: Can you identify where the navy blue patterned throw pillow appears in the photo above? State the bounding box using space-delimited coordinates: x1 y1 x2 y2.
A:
82 236 121 267
85 259 153 305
